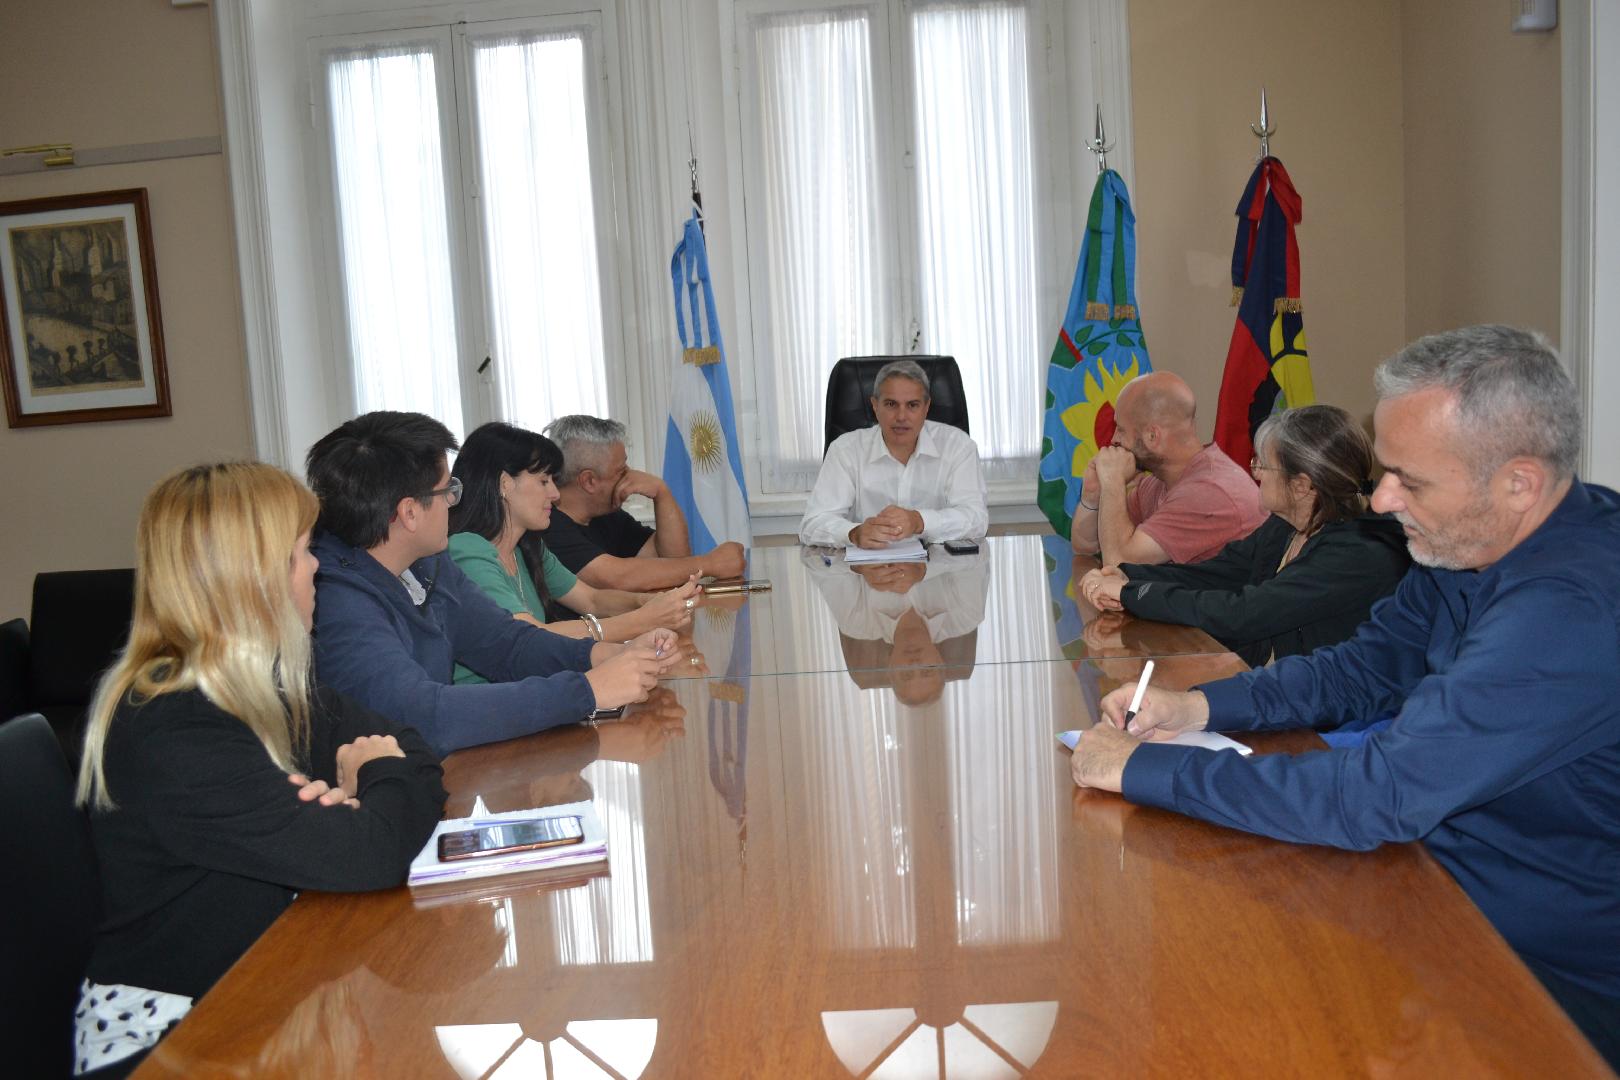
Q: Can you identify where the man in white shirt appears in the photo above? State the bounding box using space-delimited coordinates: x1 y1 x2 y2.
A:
799 360 989 547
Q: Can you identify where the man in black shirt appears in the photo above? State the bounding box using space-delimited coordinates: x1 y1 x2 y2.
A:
543 414 747 590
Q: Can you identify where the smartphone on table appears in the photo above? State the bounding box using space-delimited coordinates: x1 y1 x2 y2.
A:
437 815 585 861
942 539 980 555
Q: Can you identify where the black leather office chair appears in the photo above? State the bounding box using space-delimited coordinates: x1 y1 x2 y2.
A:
823 355 970 453
0 713 101 1078
0 569 136 758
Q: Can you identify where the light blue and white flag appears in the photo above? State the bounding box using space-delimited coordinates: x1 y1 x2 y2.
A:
665 212 750 550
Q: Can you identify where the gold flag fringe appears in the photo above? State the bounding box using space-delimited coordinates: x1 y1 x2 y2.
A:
1229 286 1245 307
1084 301 1111 320
684 345 721 366
1112 303 1137 321
711 681 746 704
1273 297 1303 315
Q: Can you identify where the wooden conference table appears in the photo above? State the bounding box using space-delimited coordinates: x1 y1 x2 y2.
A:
135 536 1610 1077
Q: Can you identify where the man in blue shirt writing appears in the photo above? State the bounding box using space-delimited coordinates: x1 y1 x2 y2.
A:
1070 325 1620 1066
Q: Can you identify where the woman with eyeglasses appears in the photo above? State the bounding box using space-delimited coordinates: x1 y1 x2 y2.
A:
447 422 700 681
73 463 445 1077
1079 404 1410 666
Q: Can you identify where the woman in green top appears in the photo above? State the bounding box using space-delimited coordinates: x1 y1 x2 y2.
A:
449 423 699 675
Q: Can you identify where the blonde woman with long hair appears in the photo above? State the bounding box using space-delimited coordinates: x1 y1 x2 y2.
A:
72 463 445 1078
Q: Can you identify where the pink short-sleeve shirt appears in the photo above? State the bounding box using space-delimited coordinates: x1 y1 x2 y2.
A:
1126 443 1268 563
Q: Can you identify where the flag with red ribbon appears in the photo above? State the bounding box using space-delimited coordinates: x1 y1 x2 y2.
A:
1213 157 1314 470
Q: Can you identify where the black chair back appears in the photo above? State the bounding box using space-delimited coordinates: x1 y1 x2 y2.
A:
29 570 136 756
0 713 100 1078
823 355 970 453
0 617 29 723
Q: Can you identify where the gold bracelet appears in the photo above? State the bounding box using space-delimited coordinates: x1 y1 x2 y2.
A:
584 613 605 641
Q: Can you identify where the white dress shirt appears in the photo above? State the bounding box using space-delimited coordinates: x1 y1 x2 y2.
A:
798 421 989 546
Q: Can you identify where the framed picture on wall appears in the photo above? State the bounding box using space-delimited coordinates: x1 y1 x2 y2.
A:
0 188 171 428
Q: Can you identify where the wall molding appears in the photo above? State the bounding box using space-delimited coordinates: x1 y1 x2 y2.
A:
1562 0 1618 486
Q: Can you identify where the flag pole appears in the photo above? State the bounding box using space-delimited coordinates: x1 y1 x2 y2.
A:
1250 87 1275 160
1083 104 1114 174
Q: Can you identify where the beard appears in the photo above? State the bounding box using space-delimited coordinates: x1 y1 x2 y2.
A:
1129 437 1163 474
1396 489 1500 571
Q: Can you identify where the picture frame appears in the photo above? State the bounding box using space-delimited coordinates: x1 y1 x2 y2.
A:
0 188 171 428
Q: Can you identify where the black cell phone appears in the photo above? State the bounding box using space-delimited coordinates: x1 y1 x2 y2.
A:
437 815 585 861
589 704 626 720
942 539 980 555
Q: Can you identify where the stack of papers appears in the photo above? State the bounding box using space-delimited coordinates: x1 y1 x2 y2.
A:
1056 729 1254 755
844 538 928 564
409 800 607 889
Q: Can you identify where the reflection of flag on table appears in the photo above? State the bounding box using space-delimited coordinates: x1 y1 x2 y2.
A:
1042 534 1103 723
701 601 751 851
665 212 750 550
1213 157 1314 470
1037 170 1152 538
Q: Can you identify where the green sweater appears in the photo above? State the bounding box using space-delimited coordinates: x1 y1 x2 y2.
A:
447 532 578 684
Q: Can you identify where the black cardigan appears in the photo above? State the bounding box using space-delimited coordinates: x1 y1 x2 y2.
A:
86 684 446 1001
1118 512 1411 667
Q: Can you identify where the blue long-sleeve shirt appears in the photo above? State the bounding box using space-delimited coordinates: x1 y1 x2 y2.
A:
1122 479 1620 997
311 533 597 756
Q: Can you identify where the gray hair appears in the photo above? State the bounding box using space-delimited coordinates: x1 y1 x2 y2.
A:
1374 325 1580 482
1253 404 1375 531
871 360 930 400
542 414 626 486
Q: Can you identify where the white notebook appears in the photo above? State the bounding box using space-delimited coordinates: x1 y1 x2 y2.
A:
409 800 607 888
1056 728 1253 756
844 537 928 563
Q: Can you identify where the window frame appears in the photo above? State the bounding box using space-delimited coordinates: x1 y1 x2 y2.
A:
304 2 644 453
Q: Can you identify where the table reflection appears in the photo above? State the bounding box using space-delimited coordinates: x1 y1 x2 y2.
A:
802 547 990 699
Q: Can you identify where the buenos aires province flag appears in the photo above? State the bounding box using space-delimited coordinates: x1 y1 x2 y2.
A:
664 213 750 551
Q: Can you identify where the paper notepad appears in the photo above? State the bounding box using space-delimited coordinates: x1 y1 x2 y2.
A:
1056 728 1254 756
409 800 608 888
844 538 928 564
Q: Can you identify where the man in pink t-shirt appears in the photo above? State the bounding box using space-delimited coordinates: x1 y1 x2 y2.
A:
1070 372 1266 565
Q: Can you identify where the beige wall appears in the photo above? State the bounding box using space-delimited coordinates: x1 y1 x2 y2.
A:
1402 0 1562 342
1127 0 1409 437
0 0 254 619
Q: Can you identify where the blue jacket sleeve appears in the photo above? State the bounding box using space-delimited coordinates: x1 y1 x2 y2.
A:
1123 576 1620 850
435 556 593 680
1196 567 1440 733
314 565 597 757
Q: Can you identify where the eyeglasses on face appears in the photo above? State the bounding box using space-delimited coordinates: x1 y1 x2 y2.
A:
423 475 463 507
1250 457 1282 475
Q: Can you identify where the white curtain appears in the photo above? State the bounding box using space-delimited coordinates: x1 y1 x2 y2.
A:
325 45 464 438
912 0 1040 483
468 30 610 435
751 8 892 492
745 1 1041 493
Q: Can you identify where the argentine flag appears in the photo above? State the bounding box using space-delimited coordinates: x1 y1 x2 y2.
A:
664 212 750 551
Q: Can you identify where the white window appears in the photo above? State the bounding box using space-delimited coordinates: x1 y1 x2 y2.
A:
324 40 466 437
313 10 626 443
736 0 1058 494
